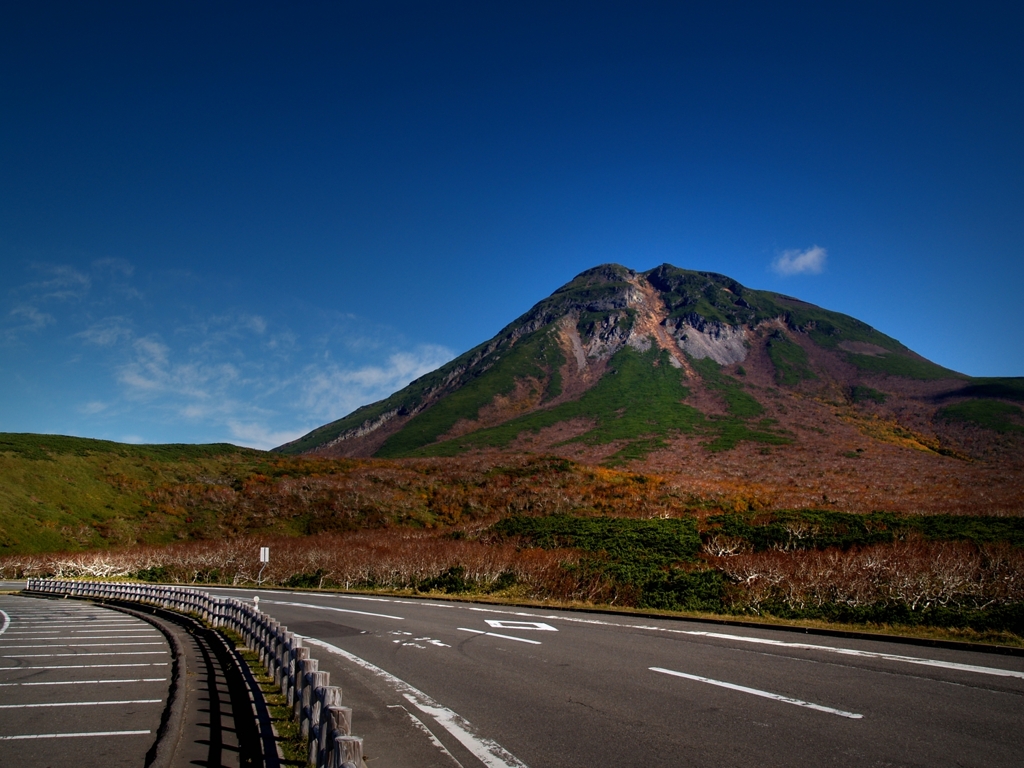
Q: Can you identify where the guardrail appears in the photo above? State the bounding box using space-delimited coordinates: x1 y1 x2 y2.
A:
25 578 363 768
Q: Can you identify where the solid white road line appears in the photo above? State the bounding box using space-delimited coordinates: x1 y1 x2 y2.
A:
674 630 1024 680
7 633 160 639
449 605 1024 682
262 600 404 620
651 667 863 719
0 699 163 709
303 637 529 768
194 589 1024 680
0 663 169 671
0 609 9 637
0 642 164 649
457 628 542 645
0 730 152 740
6 651 168 658
388 704 466 768
0 678 167 686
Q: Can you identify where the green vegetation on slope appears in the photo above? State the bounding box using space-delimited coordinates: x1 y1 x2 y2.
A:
0 434 267 554
938 400 1024 433
765 330 817 385
375 327 566 458
845 351 962 380
705 509 1024 551
402 345 788 461
850 385 887 404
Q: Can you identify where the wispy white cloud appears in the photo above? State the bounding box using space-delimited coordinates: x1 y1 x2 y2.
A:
8 305 55 332
118 335 240 402
300 344 454 420
76 317 133 346
226 421 308 451
79 401 109 415
23 264 92 301
772 245 827 276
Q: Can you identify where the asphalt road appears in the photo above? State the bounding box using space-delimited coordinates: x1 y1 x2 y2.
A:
197 586 1024 768
0 594 170 767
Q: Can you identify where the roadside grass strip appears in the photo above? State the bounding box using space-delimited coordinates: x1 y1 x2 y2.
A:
651 667 863 719
0 730 151 740
457 628 542 645
302 636 529 768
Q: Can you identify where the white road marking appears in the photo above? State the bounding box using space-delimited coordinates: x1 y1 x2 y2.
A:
0 663 169 671
1 633 160 641
261 600 403 620
6 651 168 658
651 667 864 719
302 637 529 768
0 678 166 686
457 628 541 645
0 610 9 637
0 642 164 649
0 699 163 709
0 730 152 740
448 605 1024 682
485 621 556 632
674 631 1024 680
199 589 1024 680
387 704 465 767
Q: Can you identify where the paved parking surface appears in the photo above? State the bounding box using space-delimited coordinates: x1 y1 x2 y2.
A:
0 595 171 767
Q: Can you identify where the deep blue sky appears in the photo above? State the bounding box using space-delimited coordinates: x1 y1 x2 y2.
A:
2 2 1022 448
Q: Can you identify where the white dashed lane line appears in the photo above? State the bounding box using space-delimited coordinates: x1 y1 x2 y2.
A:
651 667 864 719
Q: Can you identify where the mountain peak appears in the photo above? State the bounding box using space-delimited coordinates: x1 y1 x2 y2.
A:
276 263 1019 468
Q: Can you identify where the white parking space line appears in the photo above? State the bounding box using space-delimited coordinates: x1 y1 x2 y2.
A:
0 610 9 636
0 699 163 709
1 634 161 641
0 663 169 671
457 628 541 645
651 667 864 719
262 600 404 620
0 678 167 686
0 642 164 649
303 637 529 768
0 730 152 740
7 651 168 658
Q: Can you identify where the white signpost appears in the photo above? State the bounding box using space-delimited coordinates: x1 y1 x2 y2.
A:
257 546 269 587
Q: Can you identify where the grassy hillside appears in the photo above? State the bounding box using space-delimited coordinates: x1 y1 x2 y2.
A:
0 433 268 554
403 345 789 461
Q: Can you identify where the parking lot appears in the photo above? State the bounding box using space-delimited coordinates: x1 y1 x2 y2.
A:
0 594 171 767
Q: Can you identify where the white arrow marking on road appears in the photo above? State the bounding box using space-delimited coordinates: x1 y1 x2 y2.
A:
651 667 863 719
485 621 556 631
302 637 529 768
457 628 541 645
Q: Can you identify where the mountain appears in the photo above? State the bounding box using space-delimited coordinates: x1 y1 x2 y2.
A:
276 264 1024 482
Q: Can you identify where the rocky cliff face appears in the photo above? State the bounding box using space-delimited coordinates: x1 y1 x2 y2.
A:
276 263 1021 466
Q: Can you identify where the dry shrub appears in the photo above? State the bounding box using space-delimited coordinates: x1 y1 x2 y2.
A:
710 539 1024 613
